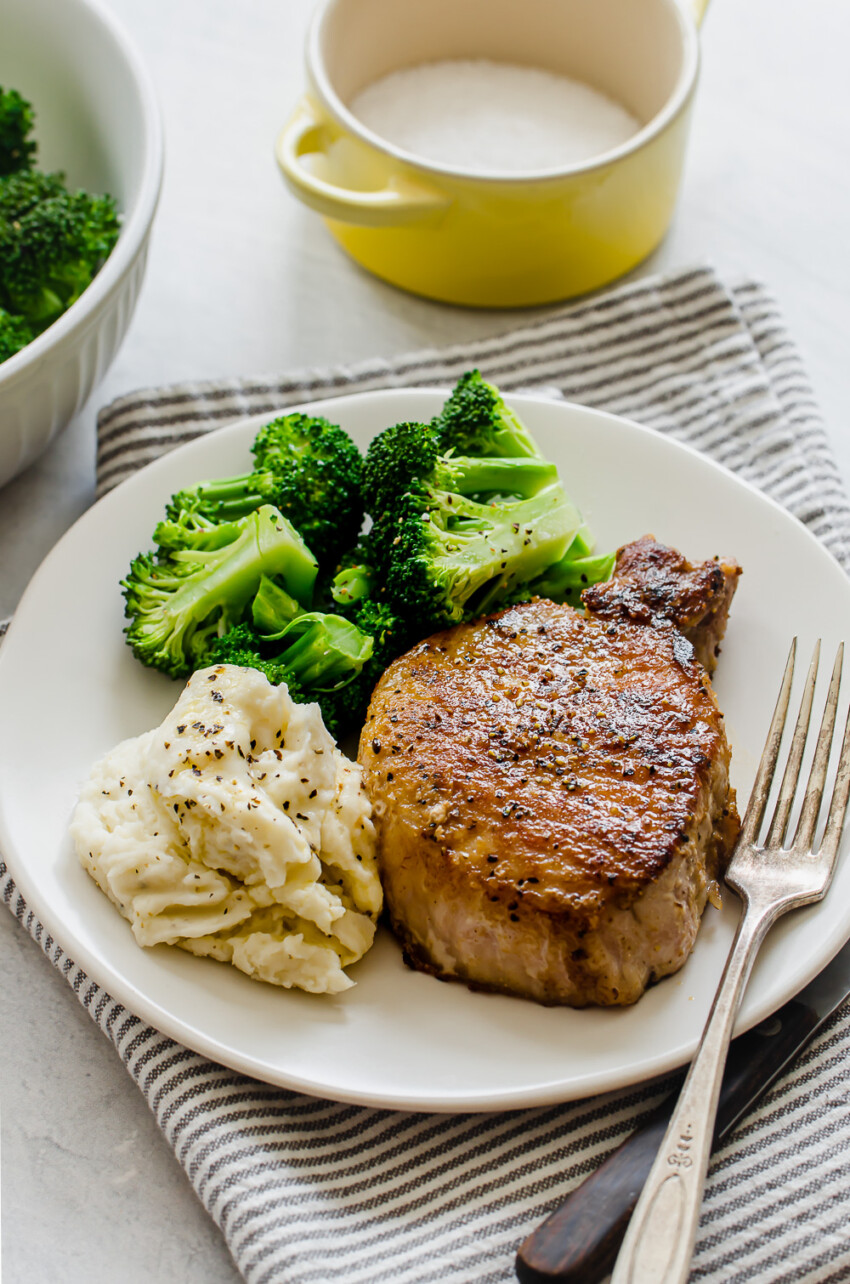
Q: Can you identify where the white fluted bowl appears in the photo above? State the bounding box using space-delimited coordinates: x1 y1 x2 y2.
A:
0 0 163 488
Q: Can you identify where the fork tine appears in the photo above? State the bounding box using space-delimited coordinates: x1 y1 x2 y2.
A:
765 641 820 847
818 687 850 869
792 643 843 852
739 638 797 847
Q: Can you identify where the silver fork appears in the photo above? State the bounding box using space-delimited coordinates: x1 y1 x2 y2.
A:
611 638 850 1284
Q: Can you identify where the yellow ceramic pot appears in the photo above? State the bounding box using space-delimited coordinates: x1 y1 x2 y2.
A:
277 0 707 308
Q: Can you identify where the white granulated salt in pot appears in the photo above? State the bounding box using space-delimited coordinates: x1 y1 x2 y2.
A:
349 60 642 174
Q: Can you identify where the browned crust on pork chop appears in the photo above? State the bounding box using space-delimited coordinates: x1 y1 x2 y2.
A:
582 536 742 673
359 599 740 1007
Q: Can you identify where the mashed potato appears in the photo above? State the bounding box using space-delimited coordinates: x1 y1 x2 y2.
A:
71 665 382 993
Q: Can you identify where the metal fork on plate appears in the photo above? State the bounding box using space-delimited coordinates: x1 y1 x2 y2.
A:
611 638 850 1284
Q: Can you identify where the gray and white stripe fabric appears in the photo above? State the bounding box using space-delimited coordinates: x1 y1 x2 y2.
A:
3 264 850 1283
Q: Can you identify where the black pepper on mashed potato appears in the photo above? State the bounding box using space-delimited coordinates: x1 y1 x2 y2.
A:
71 665 382 994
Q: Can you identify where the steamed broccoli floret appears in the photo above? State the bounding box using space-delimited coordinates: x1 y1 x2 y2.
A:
0 87 119 351
363 417 558 526
387 488 577 630
208 612 375 738
315 545 410 726
0 87 36 176
208 614 373 686
152 505 318 605
353 598 409 678
362 420 560 570
320 598 410 732
205 621 303 692
324 535 381 614
122 505 319 678
165 413 363 567
0 307 33 363
153 509 254 554
364 421 559 518
209 591 408 737
431 369 543 459
330 560 375 611
165 467 280 525
361 421 439 535
323 536 413 716
363 419 578 631
0 168 120 332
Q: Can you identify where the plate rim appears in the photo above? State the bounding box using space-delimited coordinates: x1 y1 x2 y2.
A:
2 386 849 1112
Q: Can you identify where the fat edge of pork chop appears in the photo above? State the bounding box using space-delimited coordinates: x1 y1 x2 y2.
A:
359 599 740 1008
582 535 742 674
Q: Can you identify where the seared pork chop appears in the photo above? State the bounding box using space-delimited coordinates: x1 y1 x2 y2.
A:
582 536 741 673
359 599 739 1007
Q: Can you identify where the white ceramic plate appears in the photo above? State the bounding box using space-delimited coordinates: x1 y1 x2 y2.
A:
2 390 850 1112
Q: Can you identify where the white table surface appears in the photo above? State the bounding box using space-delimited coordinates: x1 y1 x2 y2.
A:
1 0 849 1279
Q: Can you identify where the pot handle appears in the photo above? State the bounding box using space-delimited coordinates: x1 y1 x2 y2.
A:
276 98 451 228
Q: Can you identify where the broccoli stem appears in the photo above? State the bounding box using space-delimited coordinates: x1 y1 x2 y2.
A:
433 455 559 502
251 574 304 635
160 519 290 624
154 513 248 552
331 563 375 609
249 505 319 604
169 471 277 522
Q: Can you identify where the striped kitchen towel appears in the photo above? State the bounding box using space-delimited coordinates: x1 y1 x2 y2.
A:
4 263 850 1284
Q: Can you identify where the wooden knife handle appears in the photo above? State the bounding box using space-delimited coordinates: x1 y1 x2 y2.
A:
516 998 821 1284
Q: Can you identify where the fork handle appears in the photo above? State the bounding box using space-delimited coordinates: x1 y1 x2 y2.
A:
610 899 776 1284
